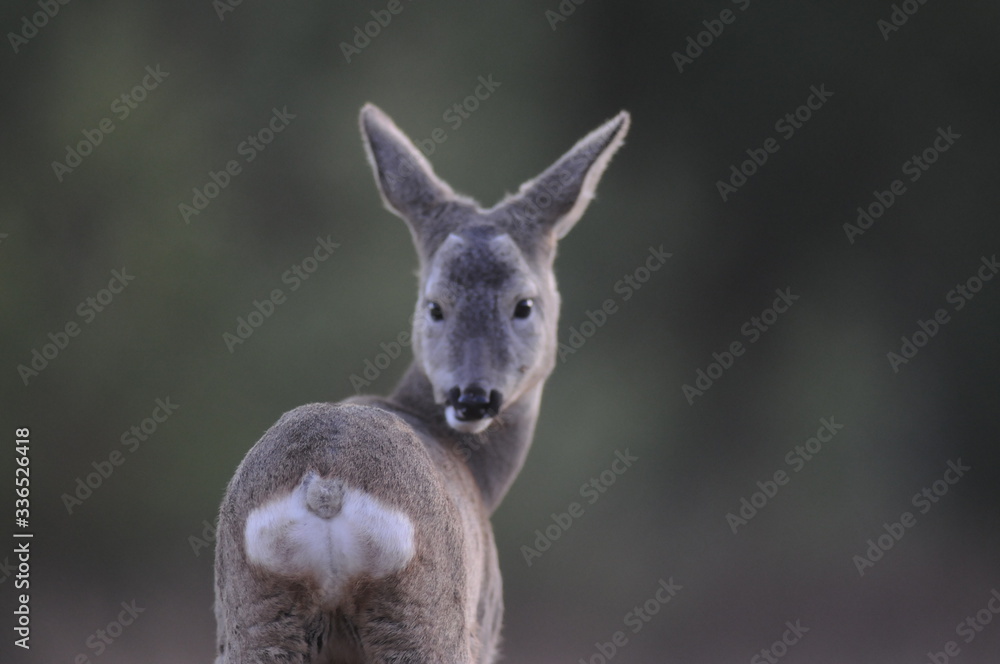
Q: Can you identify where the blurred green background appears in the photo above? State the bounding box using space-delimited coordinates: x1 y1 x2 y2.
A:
2 1 999 662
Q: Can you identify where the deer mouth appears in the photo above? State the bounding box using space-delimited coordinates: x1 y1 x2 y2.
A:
445 386 502 434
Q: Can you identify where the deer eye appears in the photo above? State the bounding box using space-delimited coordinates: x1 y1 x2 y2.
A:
427 302 444 322
513 298 534 319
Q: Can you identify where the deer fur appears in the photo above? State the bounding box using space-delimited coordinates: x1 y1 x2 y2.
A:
213 103 630 663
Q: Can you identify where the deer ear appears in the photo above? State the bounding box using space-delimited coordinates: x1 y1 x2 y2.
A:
360 104 471 244
491 111 630 242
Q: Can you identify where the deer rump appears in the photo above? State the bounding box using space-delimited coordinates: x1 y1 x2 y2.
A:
213 104 629 663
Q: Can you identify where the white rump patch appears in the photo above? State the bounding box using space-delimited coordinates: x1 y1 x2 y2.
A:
245 472 415 605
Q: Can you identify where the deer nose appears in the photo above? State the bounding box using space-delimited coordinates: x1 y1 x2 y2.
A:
448 385 502 422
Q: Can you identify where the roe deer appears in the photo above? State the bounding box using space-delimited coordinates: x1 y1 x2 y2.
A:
214 103 630 662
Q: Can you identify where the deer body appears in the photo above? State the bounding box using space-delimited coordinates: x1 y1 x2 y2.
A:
214 104 629 663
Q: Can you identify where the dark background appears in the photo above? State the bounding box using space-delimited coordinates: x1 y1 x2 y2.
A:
2 1 999 662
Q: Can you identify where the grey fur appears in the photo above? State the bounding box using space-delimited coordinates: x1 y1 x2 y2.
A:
303 472 345 519
214 103 630 663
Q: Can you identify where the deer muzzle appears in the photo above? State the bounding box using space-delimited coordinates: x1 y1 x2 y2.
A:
447 385 503 422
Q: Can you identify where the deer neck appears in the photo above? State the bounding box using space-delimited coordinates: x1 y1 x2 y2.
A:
388 363 544 513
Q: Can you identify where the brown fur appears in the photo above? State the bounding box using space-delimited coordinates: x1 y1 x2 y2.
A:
214 104 629 662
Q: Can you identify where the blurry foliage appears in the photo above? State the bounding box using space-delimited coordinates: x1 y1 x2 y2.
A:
2 0 999 661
